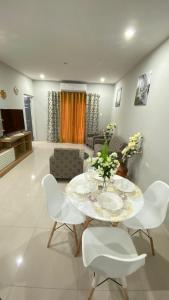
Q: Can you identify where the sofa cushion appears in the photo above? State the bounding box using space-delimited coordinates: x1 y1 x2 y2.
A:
109 135 126 153
54 148 80 159
94 135 127 156
94 144 102 155
50 148 84 179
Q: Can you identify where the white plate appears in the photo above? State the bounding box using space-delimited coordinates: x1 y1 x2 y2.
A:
114 178 135 193
97 192 123 211
75 183 97 195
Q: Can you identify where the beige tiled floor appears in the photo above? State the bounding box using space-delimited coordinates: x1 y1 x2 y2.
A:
0 142 169 300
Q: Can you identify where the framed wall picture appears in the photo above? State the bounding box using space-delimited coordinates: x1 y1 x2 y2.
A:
14 86 19 95
115 87 122 107
134 72 151 105
0 90 7 99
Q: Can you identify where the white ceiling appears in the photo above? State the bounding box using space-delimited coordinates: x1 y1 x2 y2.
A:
0 0 169 83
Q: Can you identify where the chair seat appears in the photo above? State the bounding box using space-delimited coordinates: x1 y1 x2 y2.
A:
123 202 161 230
82 227 138 268
41 174 86 254
51 193 85 225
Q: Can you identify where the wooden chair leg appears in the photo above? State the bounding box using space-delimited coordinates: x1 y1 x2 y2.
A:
123 288 129 300
47 221 57 248
75 217 93 257
149 236 155 256
88 273 97 300
112 222 119 227
88 287 95 300
73 225 78 254
147 230 155 256
121 277 129 300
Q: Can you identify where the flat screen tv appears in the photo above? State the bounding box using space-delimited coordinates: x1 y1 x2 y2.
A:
1 109 25 135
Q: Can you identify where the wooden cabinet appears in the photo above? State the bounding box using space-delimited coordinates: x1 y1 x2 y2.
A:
0 132 33 177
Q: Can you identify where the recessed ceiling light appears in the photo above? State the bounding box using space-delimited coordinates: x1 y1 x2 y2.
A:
124 27 136 40
40 73 45 79
100 77 105 83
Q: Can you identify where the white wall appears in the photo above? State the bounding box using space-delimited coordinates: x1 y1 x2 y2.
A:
112 38 169 192
33 81 114 141
0 61 33 110
86 84 114 130
33 81 60 141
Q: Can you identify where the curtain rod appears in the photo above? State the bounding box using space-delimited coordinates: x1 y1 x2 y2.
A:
60 90 86 93
59 90 100 96
49 90 100 97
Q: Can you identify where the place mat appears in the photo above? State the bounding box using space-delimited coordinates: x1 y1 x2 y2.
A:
67 189 99 202
67 182 141 203
93 199 133 222
107 183 142 199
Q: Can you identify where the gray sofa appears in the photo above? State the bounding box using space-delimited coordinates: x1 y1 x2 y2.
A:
86 132 103 149
50 148 84 180
94 135 127 156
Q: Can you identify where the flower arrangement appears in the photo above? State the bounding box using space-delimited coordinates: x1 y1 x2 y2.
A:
103 122 117 144
91 144 120 185
122 132 143 162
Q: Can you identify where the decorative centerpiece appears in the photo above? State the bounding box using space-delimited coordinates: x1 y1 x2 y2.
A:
91 144 120 190
103 122 117 144
121 132 143 163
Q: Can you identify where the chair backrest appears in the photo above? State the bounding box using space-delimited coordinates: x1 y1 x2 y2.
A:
144 180 169 225
54 148 80 160
83 227 146 278
41 174 64 218
90 253 146 279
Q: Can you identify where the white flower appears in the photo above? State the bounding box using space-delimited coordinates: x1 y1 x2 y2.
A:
92 157 98 163
111 152 118 158
97 152 101 157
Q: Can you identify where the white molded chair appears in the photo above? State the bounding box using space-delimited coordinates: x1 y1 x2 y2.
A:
41 174 85 254
82 227 146 300
123 181 169 255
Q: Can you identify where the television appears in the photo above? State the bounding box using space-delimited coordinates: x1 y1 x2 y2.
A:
1 109 25 135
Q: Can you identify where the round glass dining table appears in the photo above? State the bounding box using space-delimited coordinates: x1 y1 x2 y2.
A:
66 173 144 223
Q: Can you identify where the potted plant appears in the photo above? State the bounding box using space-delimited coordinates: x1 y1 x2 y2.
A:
118 132 143 177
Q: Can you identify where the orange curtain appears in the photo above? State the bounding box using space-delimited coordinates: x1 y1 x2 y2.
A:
60 91 86 144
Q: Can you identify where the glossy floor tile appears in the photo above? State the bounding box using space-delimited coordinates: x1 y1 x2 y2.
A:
0 142 169 300
6 288 169 300
15 229 80 289
0 286 11 300
7 287 78 300
78 290 150 300
0 227 35 285
146 290 169 300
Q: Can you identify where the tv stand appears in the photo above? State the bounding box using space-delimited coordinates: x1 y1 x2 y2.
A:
0 131 33 177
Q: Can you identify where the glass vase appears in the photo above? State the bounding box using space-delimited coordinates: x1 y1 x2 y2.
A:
103 177 108 191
